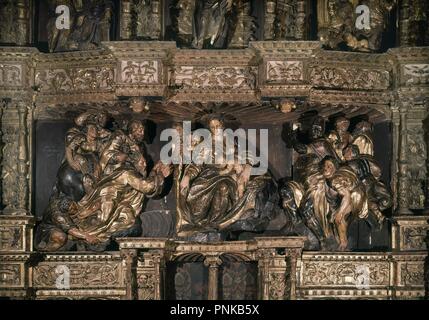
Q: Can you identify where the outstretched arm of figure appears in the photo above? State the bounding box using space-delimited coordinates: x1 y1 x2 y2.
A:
68 228 99 245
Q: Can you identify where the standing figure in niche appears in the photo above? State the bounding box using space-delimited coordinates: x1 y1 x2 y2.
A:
48 0 113 52
47 0 75 52
192 0 234 49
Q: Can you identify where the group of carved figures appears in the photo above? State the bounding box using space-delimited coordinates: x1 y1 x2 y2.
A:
42 0 408 52
35 110 392 252
318 0 395 52
284 116 392 250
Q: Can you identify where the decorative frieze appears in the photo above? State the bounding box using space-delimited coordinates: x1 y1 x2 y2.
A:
310 66 390 91
35 67 115 94
299 252 427 299
170 66 257 90
33 262 122 289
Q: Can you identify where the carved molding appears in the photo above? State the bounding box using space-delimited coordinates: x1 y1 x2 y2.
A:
310 66 390 90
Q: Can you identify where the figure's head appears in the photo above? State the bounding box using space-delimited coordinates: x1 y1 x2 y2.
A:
353 120 373 136
335 116 350 133
95 111 108 128
321 156 339 179
280 185 295 209
208 117 224 134
343 144 360 161
310 116 325 139
128 120 145 142
86 124 98 140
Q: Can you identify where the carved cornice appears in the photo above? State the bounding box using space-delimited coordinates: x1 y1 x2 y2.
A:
388 47 429 62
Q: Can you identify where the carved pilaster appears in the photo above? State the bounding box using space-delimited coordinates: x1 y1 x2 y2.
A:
17 102 29 213
1 100 30 215
424 115 429 214
285 247 302 300
151 251 166 300
120 249 138 300
263 0 309 41
256 249 273 300
398 0 411 47
397 100 412 215
15 0 31 46
264 0 276 40
0 0 32 46
119 0 133 40
203 255 222 300
391 104 400 211
398 0 429 47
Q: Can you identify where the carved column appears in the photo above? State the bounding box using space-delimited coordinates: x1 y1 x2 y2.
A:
398 0 411 47
2 101 30 215
15 0 31 46
151 250 166 300
119 0 133 40
397 100 412 215
264 0 277 40
285 248 301 300
257 250 272 300
294 0 307 40
204 255 222 300
424 115 429 214
16 102 29 213
391 104 400 211
0 100 4 208
121 249 138 300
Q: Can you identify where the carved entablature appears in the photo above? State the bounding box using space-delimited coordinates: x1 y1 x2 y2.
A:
309 51 392 91
1 43 423 109
33 49 116 104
